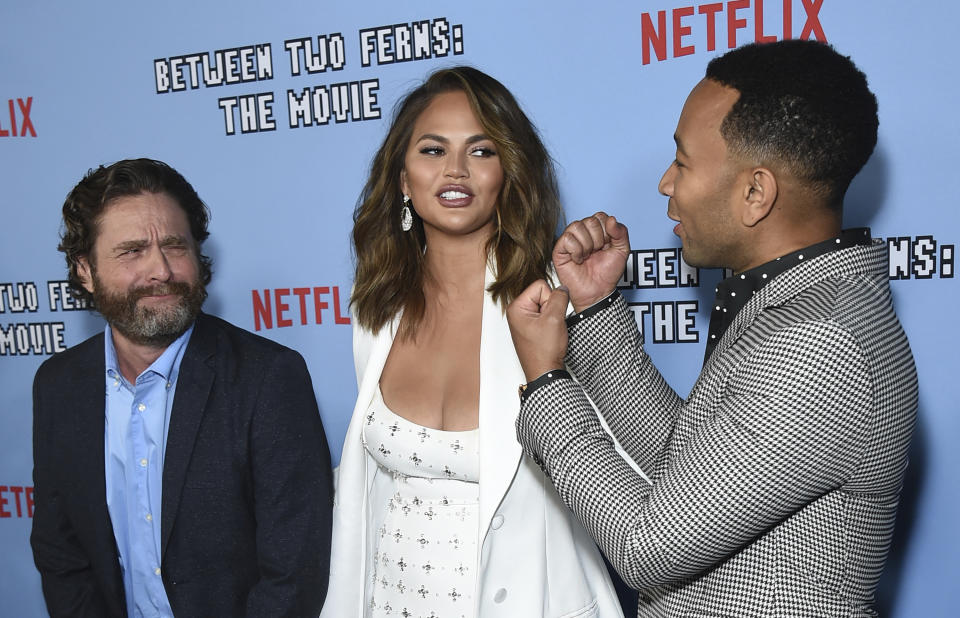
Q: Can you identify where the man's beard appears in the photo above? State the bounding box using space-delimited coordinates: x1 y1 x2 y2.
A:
92 275 206 347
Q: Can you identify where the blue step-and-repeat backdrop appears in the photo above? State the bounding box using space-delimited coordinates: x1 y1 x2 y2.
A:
1 1 956 615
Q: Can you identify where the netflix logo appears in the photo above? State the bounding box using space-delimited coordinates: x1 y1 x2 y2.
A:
0 97 36 138
639 0 827 65
252 285 351 331
0 485 34 518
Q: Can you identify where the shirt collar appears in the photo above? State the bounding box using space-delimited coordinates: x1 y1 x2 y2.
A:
104 322 195 384
722 227 872 300
703 228 872 365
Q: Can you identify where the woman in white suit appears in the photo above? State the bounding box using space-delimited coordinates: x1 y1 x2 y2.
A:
321 66 623 618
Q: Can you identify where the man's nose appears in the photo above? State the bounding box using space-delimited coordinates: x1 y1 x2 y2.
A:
145 247 173 282
658 162 676 197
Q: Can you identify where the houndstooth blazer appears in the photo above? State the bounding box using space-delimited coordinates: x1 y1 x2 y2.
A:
517 240 918 617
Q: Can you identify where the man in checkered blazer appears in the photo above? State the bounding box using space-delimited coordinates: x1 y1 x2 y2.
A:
506 41 917 617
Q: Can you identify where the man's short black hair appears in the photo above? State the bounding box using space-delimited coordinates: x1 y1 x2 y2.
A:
706 40 878 209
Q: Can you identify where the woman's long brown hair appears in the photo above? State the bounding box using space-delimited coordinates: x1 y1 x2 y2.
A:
351 66 563 339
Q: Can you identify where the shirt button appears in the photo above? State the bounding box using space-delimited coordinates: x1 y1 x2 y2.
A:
137 403 146 412
145 513 153 522
491 515 504 530
494 588 507 603
139 458 148 467
154 567 161 576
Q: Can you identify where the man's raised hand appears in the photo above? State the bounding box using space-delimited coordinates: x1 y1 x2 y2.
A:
553 212 630 312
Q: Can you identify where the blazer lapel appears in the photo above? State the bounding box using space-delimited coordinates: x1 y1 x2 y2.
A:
325 314 398 617
355 315 399 410
72 334 111 522
160 316 215 558
339 313 398 501
70 334 126 612
700 245 870 380
478 264 524 532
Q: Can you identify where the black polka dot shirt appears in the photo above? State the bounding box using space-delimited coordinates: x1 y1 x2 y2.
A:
703 228 873 365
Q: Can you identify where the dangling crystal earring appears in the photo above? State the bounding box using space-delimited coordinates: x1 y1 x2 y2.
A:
401 195 413 232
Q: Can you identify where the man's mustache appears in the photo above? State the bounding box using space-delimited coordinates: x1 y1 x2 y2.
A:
131 281 193 300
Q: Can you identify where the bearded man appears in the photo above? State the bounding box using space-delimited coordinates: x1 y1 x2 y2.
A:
30 158 333 618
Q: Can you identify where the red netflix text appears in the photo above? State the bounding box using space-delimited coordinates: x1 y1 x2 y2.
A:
0 485 34 518
0 97 36 137
640 0 826 65
252 285 350 331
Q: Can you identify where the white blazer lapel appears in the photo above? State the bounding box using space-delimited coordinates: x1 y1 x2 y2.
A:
477 264 525 534
322 315 398 618
341 314 399 498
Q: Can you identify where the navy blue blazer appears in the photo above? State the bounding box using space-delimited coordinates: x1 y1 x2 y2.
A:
31 312 333 617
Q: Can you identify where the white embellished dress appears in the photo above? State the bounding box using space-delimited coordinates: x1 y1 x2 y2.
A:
362 386 480 618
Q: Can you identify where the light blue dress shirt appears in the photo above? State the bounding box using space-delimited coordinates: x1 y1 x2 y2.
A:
104 324 193 618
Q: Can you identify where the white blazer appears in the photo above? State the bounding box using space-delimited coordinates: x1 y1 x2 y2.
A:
321 265 624 617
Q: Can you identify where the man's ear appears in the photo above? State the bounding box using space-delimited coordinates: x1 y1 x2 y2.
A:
77 256 95 294
740 167 778 227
